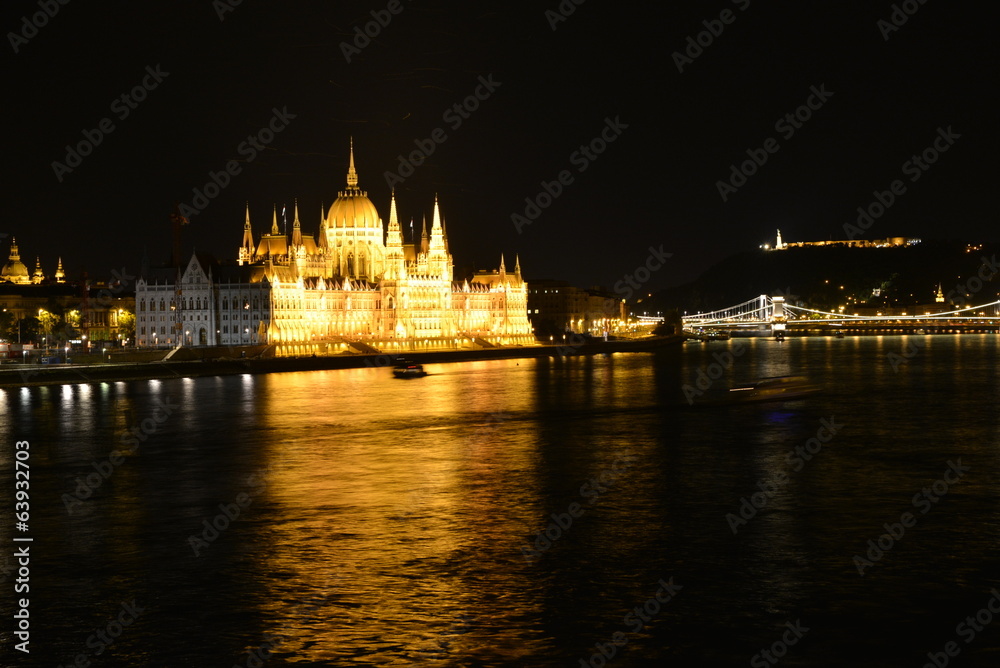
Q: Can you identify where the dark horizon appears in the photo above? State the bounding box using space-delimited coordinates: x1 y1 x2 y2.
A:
3 1 995 292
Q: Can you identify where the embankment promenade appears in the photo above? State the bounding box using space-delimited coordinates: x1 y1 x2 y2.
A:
0 336 681 388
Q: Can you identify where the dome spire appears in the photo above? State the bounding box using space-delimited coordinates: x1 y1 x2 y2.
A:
346 137 359 190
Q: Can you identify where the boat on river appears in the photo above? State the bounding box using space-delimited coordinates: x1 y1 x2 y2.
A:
725 375 820 403
392 361 427 378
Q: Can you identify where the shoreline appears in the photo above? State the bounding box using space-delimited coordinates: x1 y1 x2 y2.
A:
0 336 682 388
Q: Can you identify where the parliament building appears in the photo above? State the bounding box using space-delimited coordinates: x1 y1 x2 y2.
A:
136 144 533 355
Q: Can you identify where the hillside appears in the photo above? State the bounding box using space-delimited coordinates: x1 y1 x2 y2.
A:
644 240 1000 314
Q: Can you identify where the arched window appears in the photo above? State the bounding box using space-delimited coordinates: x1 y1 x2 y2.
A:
159 300 165 312
223 298 229 310
139 300 145 312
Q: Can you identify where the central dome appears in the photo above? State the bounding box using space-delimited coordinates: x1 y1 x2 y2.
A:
326 141 381 229
327 192 380 229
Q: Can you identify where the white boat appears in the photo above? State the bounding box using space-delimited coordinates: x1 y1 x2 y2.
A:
725 375 820 403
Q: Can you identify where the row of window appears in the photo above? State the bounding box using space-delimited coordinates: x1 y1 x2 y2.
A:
137 296 266 311
140 325 254 336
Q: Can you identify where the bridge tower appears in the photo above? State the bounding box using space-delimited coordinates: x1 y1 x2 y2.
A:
771 295 786 338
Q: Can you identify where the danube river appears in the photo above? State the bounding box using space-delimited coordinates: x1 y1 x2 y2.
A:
2 335 999 666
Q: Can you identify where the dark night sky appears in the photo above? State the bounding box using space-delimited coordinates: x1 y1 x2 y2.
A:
3 0 996 293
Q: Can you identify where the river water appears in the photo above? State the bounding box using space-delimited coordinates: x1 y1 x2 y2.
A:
1 335 999 667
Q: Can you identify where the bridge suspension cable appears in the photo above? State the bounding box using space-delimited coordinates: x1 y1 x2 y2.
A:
784 300 1000 321
683 295 773 324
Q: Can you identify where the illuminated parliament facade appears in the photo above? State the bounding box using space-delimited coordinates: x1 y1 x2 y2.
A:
136 145 532 354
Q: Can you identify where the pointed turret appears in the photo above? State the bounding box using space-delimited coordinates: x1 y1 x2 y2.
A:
291 200 302 246
514 254 522 281
270 206 280 235
318 202 328 248
55 257 65 283
499 253 506 279
239 203 254 264
387 191 403 248
32 256 44 284
420 215 429 254
429 194 445 253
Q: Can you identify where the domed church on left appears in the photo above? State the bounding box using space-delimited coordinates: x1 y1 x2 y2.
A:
136 143 533 354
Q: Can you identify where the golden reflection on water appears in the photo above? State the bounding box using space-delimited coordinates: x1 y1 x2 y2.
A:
242 360 560 663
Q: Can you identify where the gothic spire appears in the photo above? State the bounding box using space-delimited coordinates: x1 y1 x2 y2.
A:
292 199 302 246
429 194 445 253
346 137 359 190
